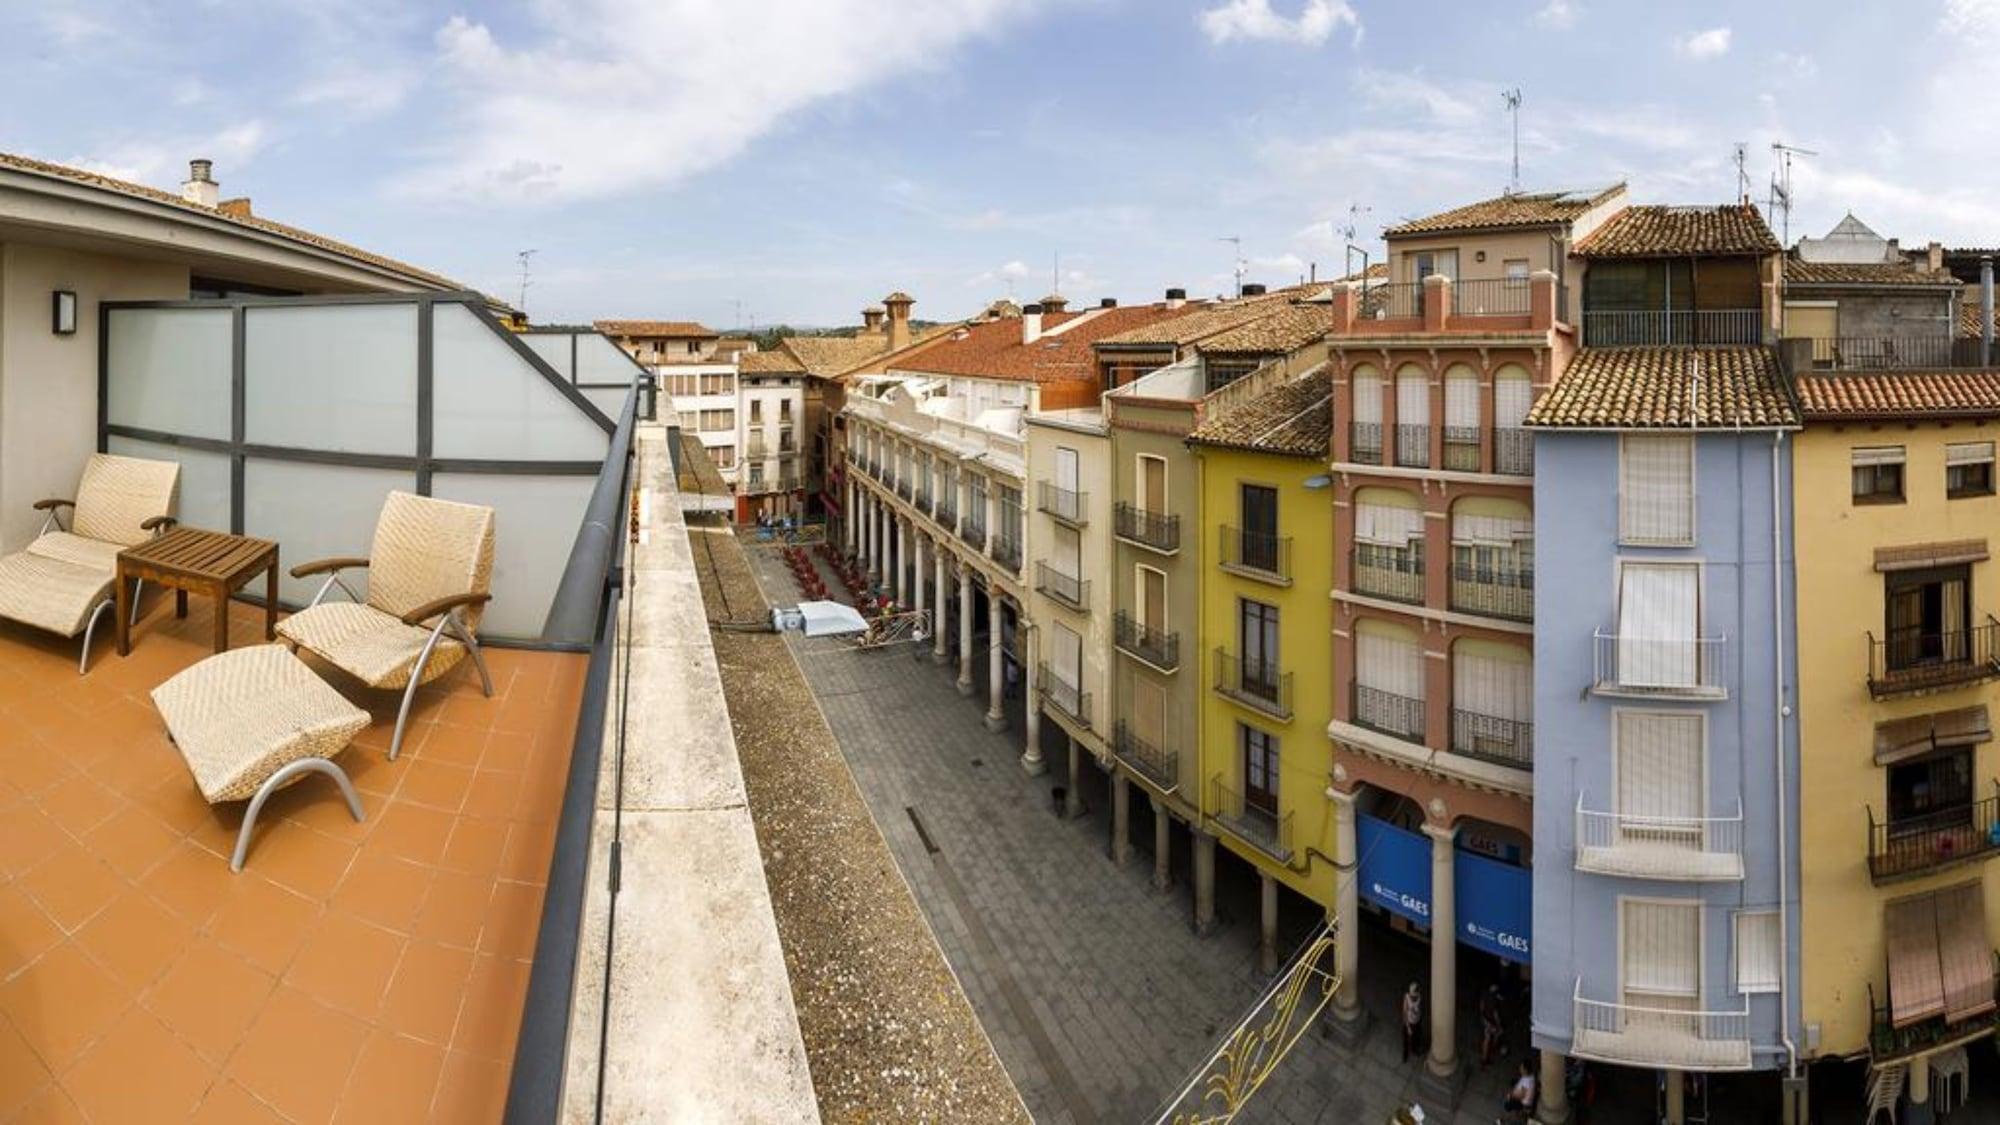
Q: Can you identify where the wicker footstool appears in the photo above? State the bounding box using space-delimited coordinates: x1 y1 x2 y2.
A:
151 644 372 871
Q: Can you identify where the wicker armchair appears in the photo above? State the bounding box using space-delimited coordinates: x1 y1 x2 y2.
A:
0 453 179 672
277 491 496 759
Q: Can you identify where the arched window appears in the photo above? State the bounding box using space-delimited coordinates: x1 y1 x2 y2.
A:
1494 364 1534 475
1352 487 1425 604
1354 618 1425 741
1350 364 1383 464
1395 364 1430 467
1448 496 1533 621
1444 364 1481 471
1450 637 1533 766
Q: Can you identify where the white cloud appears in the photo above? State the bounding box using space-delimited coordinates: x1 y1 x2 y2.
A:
1197 0 1359 47
63 120 269 188
1941 0 2000 40
1353 68 1483 128
293 65 419 118
397 0 1046 204
1535 0 1578 29
1772 50 1817 80
965 259 1032 287
1676 26 1731 60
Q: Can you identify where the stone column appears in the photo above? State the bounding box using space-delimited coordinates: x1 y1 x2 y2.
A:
894 517 909 605
866 494 880 581
1063 729 1081 816
984 595 1006 731
933 549 950 664
1663 1070 1686 1125
984 479 1000 559
1193 831 1217 935
1151 797 1172 891
1903 1055 1932 1125
1424 822 1459 1082
1258 872 1279 975
845 476 856 553
1022 634 1044 775
913 532 928 620
1111 773 1131 866
1538 1050 1570 1124
1330 789 1362 1027
956 568 974 696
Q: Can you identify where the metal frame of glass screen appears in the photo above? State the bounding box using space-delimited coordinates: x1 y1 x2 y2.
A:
518 324 654 397
97 290 616 535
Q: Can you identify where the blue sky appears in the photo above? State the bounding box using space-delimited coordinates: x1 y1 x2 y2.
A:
5 1 1999 327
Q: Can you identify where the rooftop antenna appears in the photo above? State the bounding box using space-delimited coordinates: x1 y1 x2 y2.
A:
515 249 537 313
1217 235 1244 297
1733 143 1750 203
1767 141 1817 246
1501 88 1523 195
1341 202 1374 286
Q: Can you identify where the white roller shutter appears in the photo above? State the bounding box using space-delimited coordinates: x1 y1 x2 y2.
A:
1618 563 1699 688
1495 371 1534 429
1620 434 1695 544
1616 711 1703 820
1734 911 1781 994
1624 899 1701 999
1397 369 1430 426
1356 625 1423 698
1053 622 1081 687
1453 650 1532 723
1352 369 1383 425
1445 369 1480 429
1354 502 1425 546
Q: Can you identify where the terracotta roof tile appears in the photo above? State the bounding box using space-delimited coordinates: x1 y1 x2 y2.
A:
1384 185 1624 237
1574 204 1779 258
1787 260 1960 287
1187 370 1332 457
782 336 889 375
737 349 806 373
1526 346 1798 428
1797 370 2000 420
1959 305 2000 339
900 304 1200 383
592 319 718 338
1198 303 1329 355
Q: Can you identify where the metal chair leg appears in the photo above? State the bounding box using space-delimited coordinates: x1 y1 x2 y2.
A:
230 757 364 872
451 611 495 697
129 579 144 628
388 619 452 761
77 599 112 675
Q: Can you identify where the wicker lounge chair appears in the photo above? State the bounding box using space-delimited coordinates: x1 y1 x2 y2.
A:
277 491 495 760
0 453 179 673
152 644 371 871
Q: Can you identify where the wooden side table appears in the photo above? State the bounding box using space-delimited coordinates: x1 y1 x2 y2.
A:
116 527 280 655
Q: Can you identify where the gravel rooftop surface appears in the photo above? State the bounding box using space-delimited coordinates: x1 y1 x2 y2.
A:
686 514 1030 1123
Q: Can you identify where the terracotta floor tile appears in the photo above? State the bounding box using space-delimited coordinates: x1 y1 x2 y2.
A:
33 772 124 838
144 942 277 1065
0 942 128 1072
478 729 535 773
478 880 544 961
412 871 494 951
415 720 488 767
65 1003 215 1123
497 822 556 886
331 1030 447 1125
135 772 223 836
11 1083 87 1125
440 815 510 877
0 804 70 881
369 802 456 866
430 1049 507 1123
263 774 375 843
75 892 191 989
206 876 320 976
139 840 237 927
224 986 369 1125
189 1080 289 1125
246 821 358 901
378 941 473 1047
449 954 529 1062
330 852 434 935
397 758 474 813
282 912 405 1021
0 1014 52 1119
18 845 121 934
80 801 183 880
0 883 63 983
462 767 525 821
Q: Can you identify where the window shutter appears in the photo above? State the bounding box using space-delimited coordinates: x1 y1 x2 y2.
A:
1495 372 1534 428
1616 711 1703 820
1947 442 1994 467
1852 445 1907 468
1445 369 1480 429
1453 649 1532 723
1356 625 1424 698
1053 623 1081 685
1397 369 1430 425
1734 911 1781 994
1352 370 1383 425
1618 563 1699 687
1624 900 1701 998
1621 435 1695 544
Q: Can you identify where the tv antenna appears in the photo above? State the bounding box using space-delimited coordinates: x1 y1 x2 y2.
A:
1501 88 1524 194
1217 235 1244 297
515 249 538 312
1732 143 1750 203
1767 141 1817 246
1340 202 1374 283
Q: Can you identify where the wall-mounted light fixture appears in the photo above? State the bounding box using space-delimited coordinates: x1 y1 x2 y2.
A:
51 290 77 336
1303 474 1333 490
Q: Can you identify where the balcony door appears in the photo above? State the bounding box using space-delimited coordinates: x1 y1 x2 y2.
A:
1621 898 1701 1017
1888 749 1973 837
1886 565 1970 671
1618 562 1699 688
1241 484 1279 571
1615 711 1704 844
1132 675 1166 754
1239 598 1280 697
1140 565 1166 633
1052 622 1082 696
1241 723 1279 816
1140 454 1166 515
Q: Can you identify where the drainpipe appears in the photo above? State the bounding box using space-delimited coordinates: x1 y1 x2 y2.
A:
1982 257 1994 368
1772 430 1799 1080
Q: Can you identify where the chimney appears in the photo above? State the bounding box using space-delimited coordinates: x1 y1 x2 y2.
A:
181 158 218 208
1039 292 1068 314
1929 242 1946 274
218 198 253 219
1164 287 1186 310
883 291 914 351
1241 283 1267 297
1098 297 1117 309
861 305 885 334
1982 257 1993 367
1022 303 1045 344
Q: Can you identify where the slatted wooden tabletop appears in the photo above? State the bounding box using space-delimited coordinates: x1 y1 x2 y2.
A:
121 527 277 580
116 527 280 656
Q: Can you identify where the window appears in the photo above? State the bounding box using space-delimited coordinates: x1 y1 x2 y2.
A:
685 340 699 354
1411 249 1459 283
1623 899 1700 1005
698 409 734 432
1395 365 1430 467
1504 258 1530 284
1240 483 1279 571
1444 365 1480 471
1050 622 1082 691
1241 724 1279 814
750 400 764 423
1948 442 1995 499
1617 563 1701 688
1354 619 1425 738
1138 565 1166 632
748 463 764 485
1238 598 1280 696
1885 565 1971 671
1733 911 1781 994
712 445 735 469
1615 711 1704 824
1139 454 1167 514
1852 446 1906 504
1620 434 1695 544
1888 749 1973 828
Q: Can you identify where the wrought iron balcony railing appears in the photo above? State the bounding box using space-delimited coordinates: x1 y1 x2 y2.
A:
1443 426 1481 472
1211 777 1293 861
1868 787 2000 883
1582 308 1762 347
1351 682 1423 742
991 533 1022 573
1812 335 1980 372
1357 281 1422 320
1452 277 1531 317
1450 708 1532 770
1395 423 1430 468
1220 526 1291 583
1449 559 1533 622
1037 481 1087 526
1112 720 1178 791
1035 561 1088 610
1592 631 1729 698
1350 420 1383 465
1868 618 2000 698
1495 427 1534 476
1037 661 1090 725
1574 796 1745 881
960 519 987 553
1114 610 1179 671
1353 543 1424 604
1114 502 1180 553
1214 648 1291 719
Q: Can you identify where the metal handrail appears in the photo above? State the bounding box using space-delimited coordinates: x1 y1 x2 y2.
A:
1450 708 1533 768
1576 796 1745 857
1114 502 1180 552
1210 776 1293 860
1353 543 1425 604
1867 786 2000 881
1868 617 2000 697
1349 421 1383 465
1220 526 1291 581
1448 558 1534 621
1037 481 1088 525
1351 682 1423 741
1214 647 1292 718
1114 610 1180 670
1592 630 1729 696
544 376 643 643
1035 561 1088 608
1582 308 1762 347
1452 277 1531 316
1037 661 1090 723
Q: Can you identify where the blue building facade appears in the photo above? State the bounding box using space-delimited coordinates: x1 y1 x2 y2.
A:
1527 349 1802 1092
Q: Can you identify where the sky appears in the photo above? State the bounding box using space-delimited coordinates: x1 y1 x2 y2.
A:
4 0 1999 328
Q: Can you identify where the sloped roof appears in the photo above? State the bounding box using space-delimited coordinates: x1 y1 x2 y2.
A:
738 348 806 373
896 304 1200 383
783 335 889 376
1797 370 2000 420
1384 185 1623 237
1187 368 1332 457
1961 305 2000 339
1573 204 1779 258
1787 260 1959 287
1198 302 1329 356
1525 346 1798 428
1096 296 1274 348
0 149 469 293
593 319 718 338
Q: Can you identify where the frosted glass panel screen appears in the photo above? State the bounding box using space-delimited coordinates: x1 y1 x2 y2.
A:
580 385 630 418
244 304 418 455
106 308 233 440
576 333 645 385
432 304 610 460
431 472 594 640
243 460 413 607
519 333 571 376
106 437 231 533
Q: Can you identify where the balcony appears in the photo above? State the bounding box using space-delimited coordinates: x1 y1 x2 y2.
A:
1450 708 1533 770
960 518 987 553
1353 543 1424 604
1350 421 1384 465
1357 281 1423 320
1582 308 1762 347
935 498 959 529
1214 648 1292 720
1211 777 1293 861
895 479 911 502
1452 277 1532 317
1035 560 1088 610
1812 335 1984 372
1443 426 1481 472
1592 631 1729 699
1038 481 1088 526
1495 427 1534 476
1038 662 1091 725
1219 526 1292 584
1868 619 2000 698
1449 558 1533 622
1868 788 2000 883
1575 798 1746 881
1113 720 1178 791
1571 982 1752 1071
1869 952 2000 1063
991 532 1022 573
1114 610 1180 671
1351 682 1424 742
1395 423 1430 468
1114 502 1181 554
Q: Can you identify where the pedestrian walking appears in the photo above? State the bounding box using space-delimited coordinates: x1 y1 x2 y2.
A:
1401 981 1423 1062
1497 1058 1537 1124
1479 983 1505 1066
